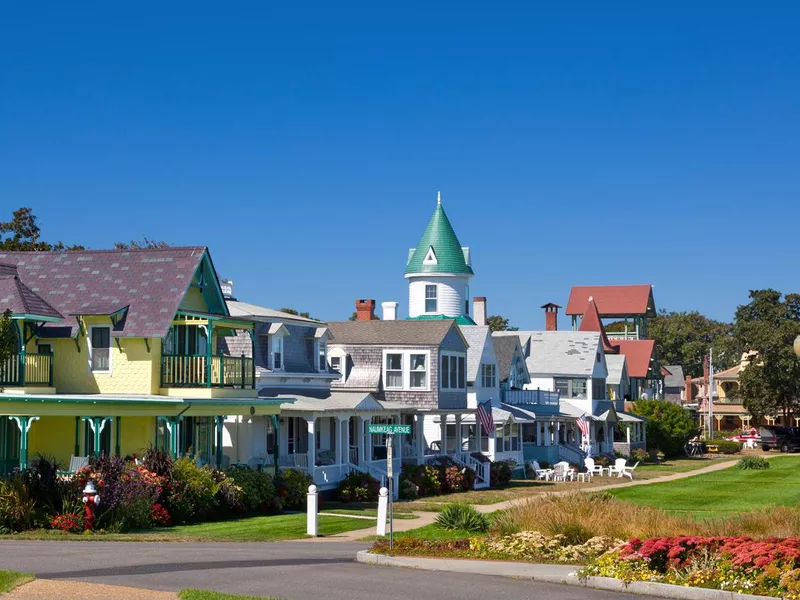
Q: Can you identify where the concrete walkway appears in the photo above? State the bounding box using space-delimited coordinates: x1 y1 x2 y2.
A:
5 579 178 599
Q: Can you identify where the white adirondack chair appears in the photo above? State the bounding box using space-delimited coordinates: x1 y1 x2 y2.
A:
552 462 569 482
530 460 553 481
608 458 627 477
620 461 640 480
584 457 606 477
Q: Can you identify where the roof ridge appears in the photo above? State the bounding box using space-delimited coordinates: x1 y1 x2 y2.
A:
0 246 207 256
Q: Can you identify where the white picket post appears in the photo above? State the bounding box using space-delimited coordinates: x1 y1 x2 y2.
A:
306 484 318 537
377 486 388 536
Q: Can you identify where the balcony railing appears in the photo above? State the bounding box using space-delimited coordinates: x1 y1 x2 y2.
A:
606 331 641 341
0 353 54 387
501 388 560 407
161 354 255 389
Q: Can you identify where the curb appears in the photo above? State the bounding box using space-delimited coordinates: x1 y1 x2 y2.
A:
356 551 774 600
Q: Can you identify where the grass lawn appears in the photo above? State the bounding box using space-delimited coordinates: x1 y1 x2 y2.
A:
179 590 280 600
4 513 374 542
361 521 479 542
610 455 800 516
0 570 34 593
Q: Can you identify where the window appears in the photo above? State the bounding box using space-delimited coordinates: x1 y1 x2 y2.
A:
425 285 437 313
37 343 52 355
465 285 470 316
385 353 403 389
409 354 427 388
89 326 111 372
329 355 343 382
271 335 283 370
592 378 606 400
554 378 587 399
318 340 327 372
441 353 466 390
481 363 496 388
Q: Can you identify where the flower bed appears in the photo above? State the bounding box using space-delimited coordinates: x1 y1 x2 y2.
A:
580 536 800 598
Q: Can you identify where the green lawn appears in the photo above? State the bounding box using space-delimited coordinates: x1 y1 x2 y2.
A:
179 590 280 600
0 570 34 594
361 521 477 542
610 456 800 515
5 513 374 542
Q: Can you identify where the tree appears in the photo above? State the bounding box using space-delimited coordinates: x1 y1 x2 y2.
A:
0 309 15 365
349 312 358 321
114 238 170 250
630 399 698 457
731 289 800 423
280 308 313 320
0 207 83 251
486 315 518 332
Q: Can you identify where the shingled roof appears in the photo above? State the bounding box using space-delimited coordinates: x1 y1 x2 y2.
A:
0 247 211 338
328 319 460 346
612 339 656 379
578 296 619 354
0 263 63 320
566 285 656 317
405 198 473 276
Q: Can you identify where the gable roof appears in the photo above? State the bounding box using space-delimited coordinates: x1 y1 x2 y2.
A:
663 365 685 388
491 334 523 382
578 296 619 354
328 319 463 347
405 201 473 276
495 331 602 377
612 339 656 378
460 325 491 383
605 354 628 386
0 264 63 320
227 300 322 325
0 247 212 338
566 285 656 317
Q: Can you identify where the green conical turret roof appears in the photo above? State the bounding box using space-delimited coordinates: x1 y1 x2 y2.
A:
405 198 474 276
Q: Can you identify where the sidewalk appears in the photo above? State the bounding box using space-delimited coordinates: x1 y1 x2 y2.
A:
4 579 177 600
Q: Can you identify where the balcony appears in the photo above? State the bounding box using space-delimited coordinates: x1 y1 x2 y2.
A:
0 353 54 387
161 354 255 389
501 388 560 407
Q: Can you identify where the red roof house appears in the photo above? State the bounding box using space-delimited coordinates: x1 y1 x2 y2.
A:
578 297 619 354
612 339 656 379
566 285 656 318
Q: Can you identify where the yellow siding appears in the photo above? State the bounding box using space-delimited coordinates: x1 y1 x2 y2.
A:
29 416 76 466
180 287 210 312
120 416 155 457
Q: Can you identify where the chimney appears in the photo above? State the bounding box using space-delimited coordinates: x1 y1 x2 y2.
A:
219 278 235 300
356 299 376 321
473 297 487 327
381 301 398 321
541 302 561 331
684 375 693 405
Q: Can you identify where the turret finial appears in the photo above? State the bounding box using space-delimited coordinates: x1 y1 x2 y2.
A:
437 191 441 205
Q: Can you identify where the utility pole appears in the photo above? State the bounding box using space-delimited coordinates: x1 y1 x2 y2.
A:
708 347 714 440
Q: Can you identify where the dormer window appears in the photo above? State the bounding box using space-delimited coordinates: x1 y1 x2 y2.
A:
328 348 347 383
318 340 327 372
271 335 283 370
425 285 437 313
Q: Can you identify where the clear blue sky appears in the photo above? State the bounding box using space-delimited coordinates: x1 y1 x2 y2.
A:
2 2 798 328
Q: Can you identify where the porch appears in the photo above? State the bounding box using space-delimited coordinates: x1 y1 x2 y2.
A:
0 352 54 388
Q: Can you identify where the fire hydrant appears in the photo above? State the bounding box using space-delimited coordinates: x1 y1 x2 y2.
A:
82 481 101 531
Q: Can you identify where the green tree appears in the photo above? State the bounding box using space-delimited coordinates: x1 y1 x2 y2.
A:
731 289 800 423
486 315 518 332
280 308 313 320
114 238 170 250
630 399 698 457
0 309 16 365
349 312 358 321
0 207 83 251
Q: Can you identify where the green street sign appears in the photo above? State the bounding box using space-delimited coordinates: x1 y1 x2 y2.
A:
367 424 412 435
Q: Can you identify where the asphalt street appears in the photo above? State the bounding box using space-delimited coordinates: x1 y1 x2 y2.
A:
0 540 658 600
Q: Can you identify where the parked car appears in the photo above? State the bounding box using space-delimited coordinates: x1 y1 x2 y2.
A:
759 426 800 453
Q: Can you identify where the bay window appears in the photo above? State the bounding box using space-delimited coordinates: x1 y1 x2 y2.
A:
385 353 403 389
441 353 466 390
382 350 430 391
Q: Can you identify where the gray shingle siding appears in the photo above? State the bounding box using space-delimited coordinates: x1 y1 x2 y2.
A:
217 330 252 358
440 326 467 353
230 321 318 373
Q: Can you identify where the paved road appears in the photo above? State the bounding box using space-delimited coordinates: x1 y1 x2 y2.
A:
0 540 658 600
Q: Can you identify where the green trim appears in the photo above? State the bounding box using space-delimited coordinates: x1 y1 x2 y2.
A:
405 203 474 276
406 314 476 326
174 310 253 328
115 416 121 456
0 395 288 406
10 314 63 323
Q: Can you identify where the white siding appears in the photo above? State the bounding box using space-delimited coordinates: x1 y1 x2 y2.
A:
526 377 555 391
408 276 470 318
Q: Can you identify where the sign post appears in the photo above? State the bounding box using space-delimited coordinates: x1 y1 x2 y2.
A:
367 423 411 551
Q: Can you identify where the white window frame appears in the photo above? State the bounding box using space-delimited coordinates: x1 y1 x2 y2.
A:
382 349 431 392
440 352 467 390
270 334 285 371
424 284 438 314
88 325 112 374
481 363 496 388
317 339 327 373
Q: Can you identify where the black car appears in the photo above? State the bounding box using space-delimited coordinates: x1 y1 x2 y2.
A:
759 426 800 452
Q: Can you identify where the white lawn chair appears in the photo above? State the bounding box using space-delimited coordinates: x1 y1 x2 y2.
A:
530 460 553 481
620 461 640 480
608 458 627 477
584 457 606 477
246 456 262 470
552 462 569 482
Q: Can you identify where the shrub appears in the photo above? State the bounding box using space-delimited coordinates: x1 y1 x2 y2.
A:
490 461 514 487
151 503 172 527
142 446 173 479
337 471 380 503
116 465 163 530
167 458 218 524
631 448 649 463
51 513 83 533
277 468 313 510
630 399 697 457
443 465 475 493
715 440 741 455
400 464 442 498
399 478 418 500
0 475 36 532
737 456 770 470
435 503 490 533
225 468 276 513
213 471 245 516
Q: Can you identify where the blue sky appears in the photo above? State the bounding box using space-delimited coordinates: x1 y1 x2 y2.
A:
1 2 798 328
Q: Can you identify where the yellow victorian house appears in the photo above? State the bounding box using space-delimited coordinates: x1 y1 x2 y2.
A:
0 247 284 473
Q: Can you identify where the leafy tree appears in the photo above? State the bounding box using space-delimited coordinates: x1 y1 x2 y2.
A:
349 312 358 321
731 289 800 422
486 315 518 332
114 238 170 250
280 308 313 320
0 309 16 365
0 207 83 251
630 399 697 457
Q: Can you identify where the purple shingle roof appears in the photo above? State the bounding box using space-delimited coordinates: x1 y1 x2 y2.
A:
0 247 209 338
0 263 64 320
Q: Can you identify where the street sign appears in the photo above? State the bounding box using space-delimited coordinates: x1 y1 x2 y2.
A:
367 424 412 435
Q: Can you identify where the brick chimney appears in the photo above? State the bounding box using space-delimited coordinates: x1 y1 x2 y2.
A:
356 299 376 321
473 297 487 327
541 303 561 331
684 375 693 405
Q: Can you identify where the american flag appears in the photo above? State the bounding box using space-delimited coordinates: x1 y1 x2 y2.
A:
477 400 494 436
576 413 590 437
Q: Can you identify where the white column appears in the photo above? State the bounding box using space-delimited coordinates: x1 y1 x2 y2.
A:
440 414 447 455
343 417 351 464
475 418 482 455
454 413 462 456
335 416 344 465
487 430 496 460
305 417 316 473
626 424 631 445
307 484 318 536
544 422 551 447
415 413 425 463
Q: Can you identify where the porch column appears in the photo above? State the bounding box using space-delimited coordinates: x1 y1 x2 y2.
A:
415 413 425 464
358 417 366 465
487 427 496 460
305 417 316 472
454 414 462 455
158 417 181 458
115 417 121 456
475 417 482 455
73 416 80 457
335 416 345 465
269 415 279 476
10 416 38 470
542 421 549 447
555 421 562 445
626 424 631 445
214 416 224 469
642 422 647 448
440 414 447 455
82 417 112 457
341 416 350 465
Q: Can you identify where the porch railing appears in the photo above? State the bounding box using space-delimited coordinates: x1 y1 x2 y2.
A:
160 354 254 388
501 388 560 407
0 353 53 387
